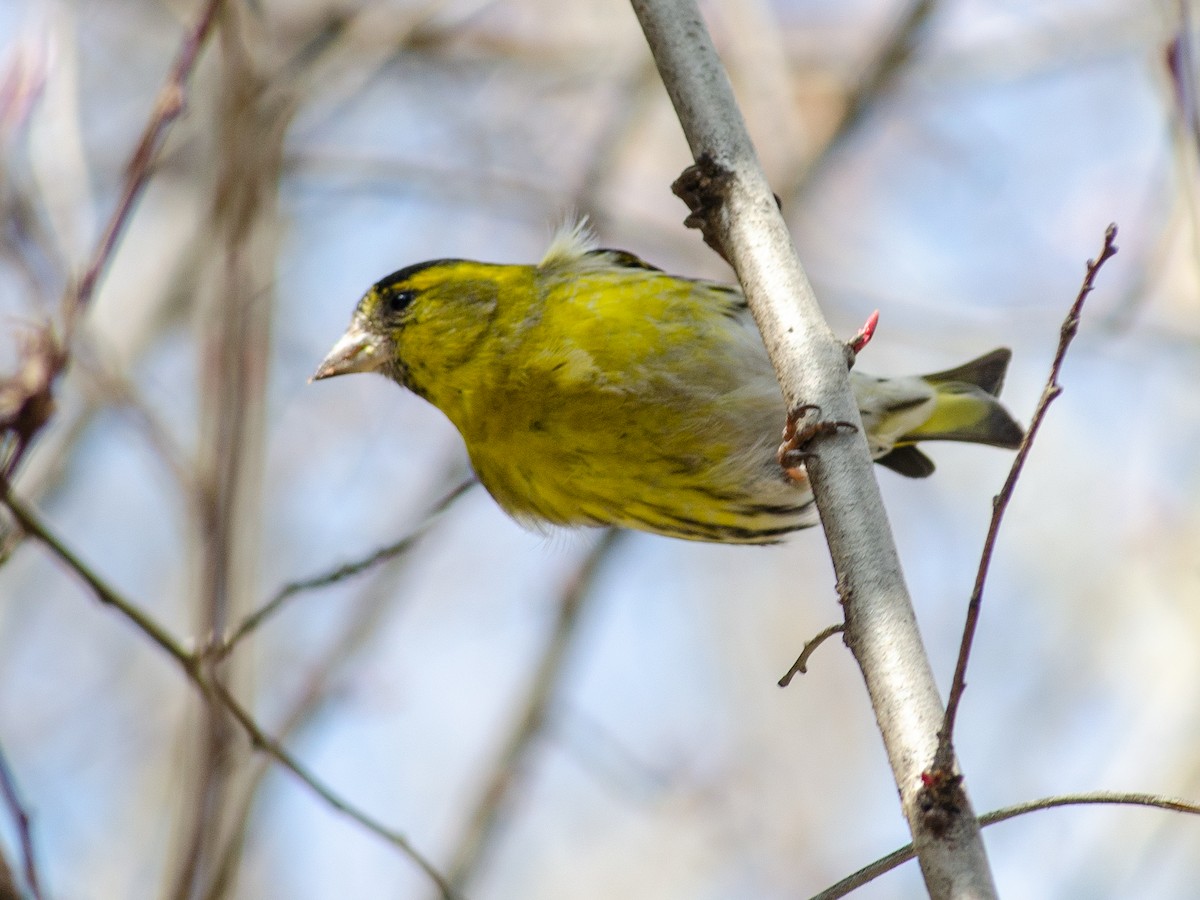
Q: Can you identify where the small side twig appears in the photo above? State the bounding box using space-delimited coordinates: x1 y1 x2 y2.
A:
0 741 43 900
932 224 1119 773
778 623 845 687
813 789 1200 900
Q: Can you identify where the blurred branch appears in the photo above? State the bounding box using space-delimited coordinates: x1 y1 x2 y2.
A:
0 483 457 899
1 481 197 669
443 528 626 895
212 477 476 659
0 741 43 900
80 350 198 498
0 0 224 478
1164 1 1200 307
573 60 661 233
932 225 1120 773
630 1 995 895
67 0 224 336
1168 1 1200 157
814 790 1200 900
169 2 289 891
787 0 938 201
204 530 430 898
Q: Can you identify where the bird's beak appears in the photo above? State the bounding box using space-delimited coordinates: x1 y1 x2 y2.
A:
311 318 386 381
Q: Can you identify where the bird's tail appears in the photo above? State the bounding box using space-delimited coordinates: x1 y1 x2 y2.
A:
904 348 1024 448
875 349 1024 479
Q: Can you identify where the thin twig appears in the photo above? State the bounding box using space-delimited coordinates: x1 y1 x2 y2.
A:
778 623 844 687
66 0 225 335
210 682 459 899
0 483 456 898
0 741 43 900
812 789 1200 900
1 481 198 672
443 528 626 895
0 0 225 480
213 477 476 658
204 550 415 898
933 224 1119 771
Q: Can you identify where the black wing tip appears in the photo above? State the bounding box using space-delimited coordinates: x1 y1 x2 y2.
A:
875 446 937 479
925 347 1013 397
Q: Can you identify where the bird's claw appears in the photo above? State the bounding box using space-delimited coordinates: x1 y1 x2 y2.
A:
777 404 858 474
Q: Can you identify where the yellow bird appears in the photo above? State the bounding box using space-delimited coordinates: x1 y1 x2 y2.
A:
314 223 1022 544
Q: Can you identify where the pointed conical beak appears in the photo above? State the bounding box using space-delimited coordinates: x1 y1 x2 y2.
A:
311 318 387 381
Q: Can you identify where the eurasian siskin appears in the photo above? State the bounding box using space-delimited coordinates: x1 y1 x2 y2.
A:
314 223 1022 544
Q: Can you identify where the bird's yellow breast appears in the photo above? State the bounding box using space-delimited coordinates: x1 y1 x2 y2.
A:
420 263 811 542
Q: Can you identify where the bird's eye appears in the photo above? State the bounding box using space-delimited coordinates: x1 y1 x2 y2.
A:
383 289 416 315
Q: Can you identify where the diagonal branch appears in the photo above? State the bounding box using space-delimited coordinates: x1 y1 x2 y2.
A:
67 0 225 334
0 483 457 899
787 0 939 201
0 740 44 900
212 477 475 659
629 1 994 896
443 528 626 895
0 0 225 479
933 224 1119 772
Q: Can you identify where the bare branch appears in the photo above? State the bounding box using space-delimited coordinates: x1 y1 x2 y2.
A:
444 528 626 894
0 0 225 478
1 482 198 672
629 1 994 894
67 0 225 335
814 789 1200 900
0 484 456 898
787 0 939 201
205 551 419 896
0 741 44 900
934 225 1120 771
209 682 460 900
213 478 476 659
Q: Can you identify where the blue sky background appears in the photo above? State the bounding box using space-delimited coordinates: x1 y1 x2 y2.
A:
0 0 1197 897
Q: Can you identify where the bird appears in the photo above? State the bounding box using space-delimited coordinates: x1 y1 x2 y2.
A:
313 221 1022 544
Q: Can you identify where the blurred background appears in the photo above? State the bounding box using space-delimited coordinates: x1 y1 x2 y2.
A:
0 0 1197 897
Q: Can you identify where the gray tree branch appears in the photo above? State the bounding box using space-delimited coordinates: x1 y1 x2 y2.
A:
628 1 996 896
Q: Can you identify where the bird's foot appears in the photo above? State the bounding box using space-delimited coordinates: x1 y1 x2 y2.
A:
777 404 858 477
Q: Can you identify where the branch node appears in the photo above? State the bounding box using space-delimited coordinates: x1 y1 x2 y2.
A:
670 153 735 263
917 768 965 839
